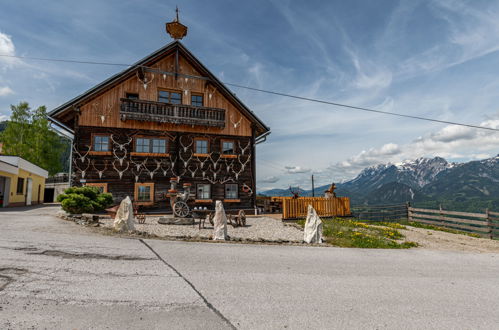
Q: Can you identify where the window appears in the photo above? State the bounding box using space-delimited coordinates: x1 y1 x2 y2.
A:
197 184 211 200
135 183 154 204
126 93 139 99
195 139 209 154
135 138 150 153
86 183 108 193
16 177 24 194
135 138 167 154
225 184 238 199
222 140 235 155
93 135 110 152
191 94 203 107
158 90 182 104
152 139 166 153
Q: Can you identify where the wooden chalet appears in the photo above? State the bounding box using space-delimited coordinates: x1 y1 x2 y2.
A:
48 14 270 211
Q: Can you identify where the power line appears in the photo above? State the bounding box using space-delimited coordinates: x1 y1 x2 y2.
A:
1 53 499 132
0 54 134 67
223 82 499 132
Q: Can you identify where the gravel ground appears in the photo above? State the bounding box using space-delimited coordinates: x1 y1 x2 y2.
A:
399 226 499 253
100 215 305 243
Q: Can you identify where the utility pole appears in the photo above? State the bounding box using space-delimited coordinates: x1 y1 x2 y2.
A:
311 174 315 197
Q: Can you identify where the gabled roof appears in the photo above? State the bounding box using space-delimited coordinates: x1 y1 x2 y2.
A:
48 41 270 137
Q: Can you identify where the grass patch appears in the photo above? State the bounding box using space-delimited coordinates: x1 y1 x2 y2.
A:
408 222 482 238
364 221 407 230
297 218 417 249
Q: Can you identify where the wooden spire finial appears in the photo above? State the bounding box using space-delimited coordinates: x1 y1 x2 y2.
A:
166 7 188 40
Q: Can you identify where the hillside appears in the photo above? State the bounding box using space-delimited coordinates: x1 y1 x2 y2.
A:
260 155 499 212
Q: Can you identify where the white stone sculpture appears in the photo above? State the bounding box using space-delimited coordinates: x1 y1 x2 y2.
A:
212 200 228 240
303 205 323 244
113 196 135 232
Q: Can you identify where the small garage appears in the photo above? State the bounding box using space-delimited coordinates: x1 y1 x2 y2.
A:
0 156 48 207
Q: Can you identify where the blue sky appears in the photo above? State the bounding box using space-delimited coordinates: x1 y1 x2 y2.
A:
1 0 499 190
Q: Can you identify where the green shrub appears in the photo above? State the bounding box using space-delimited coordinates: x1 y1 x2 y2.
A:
57 186 113 214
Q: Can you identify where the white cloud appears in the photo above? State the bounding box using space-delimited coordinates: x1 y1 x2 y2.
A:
0 32 19 68
259 176 280 183
285 166 311 174
325 118 499 181
0 86 14 96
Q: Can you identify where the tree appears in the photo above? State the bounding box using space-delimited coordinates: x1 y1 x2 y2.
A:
0 102 66 175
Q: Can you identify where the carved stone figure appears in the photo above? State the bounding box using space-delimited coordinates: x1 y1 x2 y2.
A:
303 205 322 244
212 200 227 240
113 196 135 232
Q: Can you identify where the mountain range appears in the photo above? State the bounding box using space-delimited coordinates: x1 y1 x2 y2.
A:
260 155 499 212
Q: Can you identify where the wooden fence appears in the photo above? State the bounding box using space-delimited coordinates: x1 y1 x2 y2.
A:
282 197 351 220
351 203 408 222
409 207 499 239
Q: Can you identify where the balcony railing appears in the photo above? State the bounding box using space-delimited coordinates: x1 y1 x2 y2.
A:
46 173 69 184
120 98 226 128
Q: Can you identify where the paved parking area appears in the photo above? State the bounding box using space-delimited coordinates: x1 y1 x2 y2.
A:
1 205 498 329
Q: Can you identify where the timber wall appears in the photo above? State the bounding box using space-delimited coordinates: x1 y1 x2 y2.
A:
72 126 255 210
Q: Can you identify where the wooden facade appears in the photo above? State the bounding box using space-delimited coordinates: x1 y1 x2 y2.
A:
49 41 270 211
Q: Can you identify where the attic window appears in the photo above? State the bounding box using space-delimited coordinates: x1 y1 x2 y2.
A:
191 94 203 107
126 93 139 99
158 90 182 104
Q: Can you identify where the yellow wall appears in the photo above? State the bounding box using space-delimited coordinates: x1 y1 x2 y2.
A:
0 168 46 206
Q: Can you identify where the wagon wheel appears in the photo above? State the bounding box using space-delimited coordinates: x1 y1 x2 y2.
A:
173 201 190 218
239 210 246 227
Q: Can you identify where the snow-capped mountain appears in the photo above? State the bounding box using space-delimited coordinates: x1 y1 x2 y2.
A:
339 157 454 197
260 155 499 212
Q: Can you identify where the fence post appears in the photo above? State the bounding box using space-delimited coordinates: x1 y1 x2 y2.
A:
439 204 443 226
486 208 493 240
406 202 411 222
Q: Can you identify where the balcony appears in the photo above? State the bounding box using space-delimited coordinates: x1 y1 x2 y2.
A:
120 98 226 128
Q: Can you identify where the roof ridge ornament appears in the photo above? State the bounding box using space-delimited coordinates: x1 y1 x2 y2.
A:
166 6 188 40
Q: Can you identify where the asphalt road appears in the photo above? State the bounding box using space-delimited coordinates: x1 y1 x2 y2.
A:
0 205 498 329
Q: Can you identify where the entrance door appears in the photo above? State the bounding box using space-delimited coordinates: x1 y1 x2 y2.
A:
26 178 33 206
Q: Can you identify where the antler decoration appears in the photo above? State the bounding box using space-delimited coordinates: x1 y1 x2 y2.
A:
113 148 128 166
206 85 216 102
136 70 155 90
180 151 193 168
177 168 187 182
130 157 148 172
230 115 242 129
238 154 251 171
93 102 113 124
209 152 221 170
111 134 133 152
112 160 129 180
144 160 160 180
159 159 171 176
196 153 211 169
233 163 245 181
131 166 142 183
73 144 91 163
91 160 107 179
219 177 234 184
188 164 198 178
179 135 193 152
73 158 90 179
238 140 251 155
212 165 221 181
225 158 235 172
